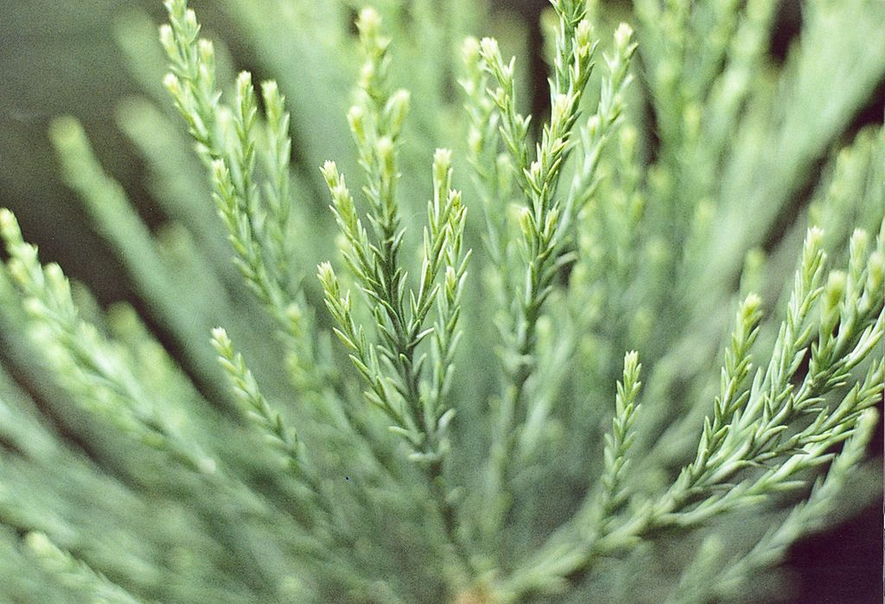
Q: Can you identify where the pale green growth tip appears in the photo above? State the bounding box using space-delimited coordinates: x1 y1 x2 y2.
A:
479 37 501 62
198 38 214 62
23 532 56 557
741 293 762 318
622 350 641 382
158 23 174 48
263 79 278 94
433 148 453 181
551 93 571 124
376 136 395 169
849 228 869 251
613 22 634 51
210 326 231 351
357 7 381 35
517 205 533 235
172 7 198 37
317 261 337 287
462 36 481 67
210 159 227 182
262 80 280 103
322 163 353 206
163 72 182 96
48 115 84 146
386 89 411 132
807 226 825 249
347 105 367 143
357 6 389 52
823 271 847 310
585 113 601 136
320 160 339 183
575 20 595 54
866 251 884 295
236 70 252 90
0 207 18 240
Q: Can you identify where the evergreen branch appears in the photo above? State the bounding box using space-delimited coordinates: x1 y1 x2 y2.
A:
669 406 878 603
317 261 413 435
0 209 213 473
656 225 883 521
564 23 637 229
478 7 634 543
318 8 477 584
460 36 509 271
495 224 884 600
260 80 293 286
713 408 878 600
322 9 470 463
210 327 301 471
1 1 882 601
598 351 642 518
24 532 145 604
161 0 308 358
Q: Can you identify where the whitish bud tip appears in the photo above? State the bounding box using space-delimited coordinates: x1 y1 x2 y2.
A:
210 158 225 173
317 262 338 287
387 90 411 127
614 23 634 48
376 136 394 156
576 20 594 48
262 80 279 96
434 148 452 166
0 208 15 231
462 36 481 61
850 228 869 247
391 88 410 103
552 93 571 120
479 37 500 58
357 7 381 33
24 532 53 555
825 271 847 302
743 293 762 312
163 72 180 90
184 9 198 28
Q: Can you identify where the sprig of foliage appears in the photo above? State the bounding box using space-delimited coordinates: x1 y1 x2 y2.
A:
497 222 884 598
475 0 638 544
317 8 474 579
24 532 145 604
160 0 312 373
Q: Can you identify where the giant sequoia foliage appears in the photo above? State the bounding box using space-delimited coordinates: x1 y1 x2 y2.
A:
0 0 882 602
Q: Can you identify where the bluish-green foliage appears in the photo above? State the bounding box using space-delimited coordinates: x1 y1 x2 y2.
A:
0 0 882 602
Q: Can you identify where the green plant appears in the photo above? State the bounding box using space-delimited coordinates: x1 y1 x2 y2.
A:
0 0 882 602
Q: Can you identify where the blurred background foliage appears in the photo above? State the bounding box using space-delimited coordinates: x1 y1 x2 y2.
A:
0 0 881 602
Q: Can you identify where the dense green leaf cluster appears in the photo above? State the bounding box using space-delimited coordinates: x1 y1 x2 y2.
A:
0 0 882 602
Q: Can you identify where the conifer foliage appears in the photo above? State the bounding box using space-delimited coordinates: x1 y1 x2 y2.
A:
0 0 882 602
